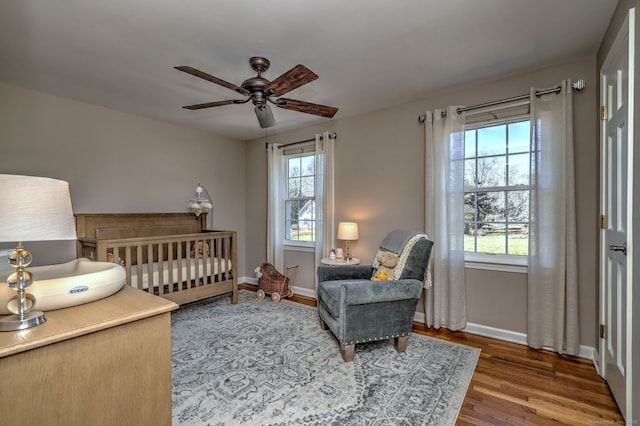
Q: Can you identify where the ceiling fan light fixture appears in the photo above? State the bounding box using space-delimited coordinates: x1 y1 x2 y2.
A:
255 105 275 128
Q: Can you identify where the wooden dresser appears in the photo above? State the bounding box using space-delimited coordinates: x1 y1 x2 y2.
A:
0 285 178 426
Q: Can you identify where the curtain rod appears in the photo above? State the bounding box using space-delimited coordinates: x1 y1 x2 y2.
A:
264 132 337 150
418 79 586 122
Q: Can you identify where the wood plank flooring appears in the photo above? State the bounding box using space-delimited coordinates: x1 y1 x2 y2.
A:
243 286 624 425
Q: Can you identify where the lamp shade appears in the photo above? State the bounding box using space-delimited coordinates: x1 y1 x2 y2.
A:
0 174 77 242
337 222 359 240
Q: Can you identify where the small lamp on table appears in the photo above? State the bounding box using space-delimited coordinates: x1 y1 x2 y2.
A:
337 222 359 262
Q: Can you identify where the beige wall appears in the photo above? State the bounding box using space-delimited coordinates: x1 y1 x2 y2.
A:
0 82 247 274
245 57 599 347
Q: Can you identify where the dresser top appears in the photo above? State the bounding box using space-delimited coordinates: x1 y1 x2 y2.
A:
0 286 177 357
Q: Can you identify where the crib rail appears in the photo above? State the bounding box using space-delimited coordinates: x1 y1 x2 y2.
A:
78 230 237 305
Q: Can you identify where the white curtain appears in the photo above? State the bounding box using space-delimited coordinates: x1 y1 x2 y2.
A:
266 144 284 272
423 106 467 330
527 80 579 355
314 131 335 290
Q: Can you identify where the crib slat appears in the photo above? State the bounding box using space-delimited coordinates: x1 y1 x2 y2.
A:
167 243 174 294
125 246 132 288
177 242 183 290
147 243 154 293
157 242 164 296
136 244 143 290
193 239 201 286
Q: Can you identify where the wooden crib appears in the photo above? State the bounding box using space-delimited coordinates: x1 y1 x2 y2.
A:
75 213 238 305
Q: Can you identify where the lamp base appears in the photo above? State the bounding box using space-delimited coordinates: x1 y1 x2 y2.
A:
0 310 46 332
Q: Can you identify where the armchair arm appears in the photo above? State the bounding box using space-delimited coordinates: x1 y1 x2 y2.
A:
317 265 374 282
341 279 424 306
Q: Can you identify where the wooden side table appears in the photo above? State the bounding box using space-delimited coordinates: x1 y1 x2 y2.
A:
0 286 177 426
321 257 361 266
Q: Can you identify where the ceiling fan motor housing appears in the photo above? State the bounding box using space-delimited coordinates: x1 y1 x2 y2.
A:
241 76 269 107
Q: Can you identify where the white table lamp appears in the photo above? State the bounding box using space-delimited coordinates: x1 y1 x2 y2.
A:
0 174 77 331
337 222 359 262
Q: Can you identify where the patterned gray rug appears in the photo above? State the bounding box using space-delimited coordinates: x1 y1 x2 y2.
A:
171 290 479 425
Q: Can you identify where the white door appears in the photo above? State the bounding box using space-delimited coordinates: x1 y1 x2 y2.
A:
600 9 634 420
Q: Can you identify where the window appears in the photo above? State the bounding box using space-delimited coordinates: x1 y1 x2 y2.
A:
285 154 316 244
463 119 530 261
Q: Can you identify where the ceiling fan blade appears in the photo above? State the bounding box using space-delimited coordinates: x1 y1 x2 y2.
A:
254 105 276 128
265 65 318 97
276 98 338 118
182 100 237 110
175 66 249 96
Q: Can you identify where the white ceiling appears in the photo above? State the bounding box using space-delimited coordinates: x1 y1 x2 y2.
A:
0 0 617 141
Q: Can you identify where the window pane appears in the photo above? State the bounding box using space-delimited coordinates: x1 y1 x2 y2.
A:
507 230 528 255
300 156 314 176
464 193 476 221
464 130 476 158
478 125 506 156
288 177 300 198
508 153 530 186
298 221 314 241
484 191 505 222
507 190 529 222
288 158 301 177
300 176 315 197
464 227 476 252
464 159 477 189
475 223 506 254
477 156 506 187
299 200 315 220
508 121 530 153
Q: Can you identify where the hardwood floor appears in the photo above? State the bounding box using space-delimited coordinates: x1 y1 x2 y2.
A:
247 287 624 425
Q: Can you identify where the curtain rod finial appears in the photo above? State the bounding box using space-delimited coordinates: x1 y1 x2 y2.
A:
572 79 586 91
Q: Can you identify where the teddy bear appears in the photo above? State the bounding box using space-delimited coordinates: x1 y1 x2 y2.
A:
106 252 125 266
191 241 210 258
371 251 398 281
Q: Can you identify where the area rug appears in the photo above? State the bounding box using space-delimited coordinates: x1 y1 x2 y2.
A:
171 290 480 425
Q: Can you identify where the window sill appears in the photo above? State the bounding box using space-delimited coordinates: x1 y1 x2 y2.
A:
283 244 315 253
464 261 527 273
464 253 528 273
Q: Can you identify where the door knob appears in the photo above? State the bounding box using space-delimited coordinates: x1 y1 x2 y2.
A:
609 243 627 255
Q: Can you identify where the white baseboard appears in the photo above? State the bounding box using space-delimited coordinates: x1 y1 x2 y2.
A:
413 312 595 360
240 278 596 361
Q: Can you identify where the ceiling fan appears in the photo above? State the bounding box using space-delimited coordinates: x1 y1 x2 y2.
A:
175 57 338 128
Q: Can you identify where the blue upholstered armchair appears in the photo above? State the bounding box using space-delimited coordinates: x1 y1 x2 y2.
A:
316 230 433 362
